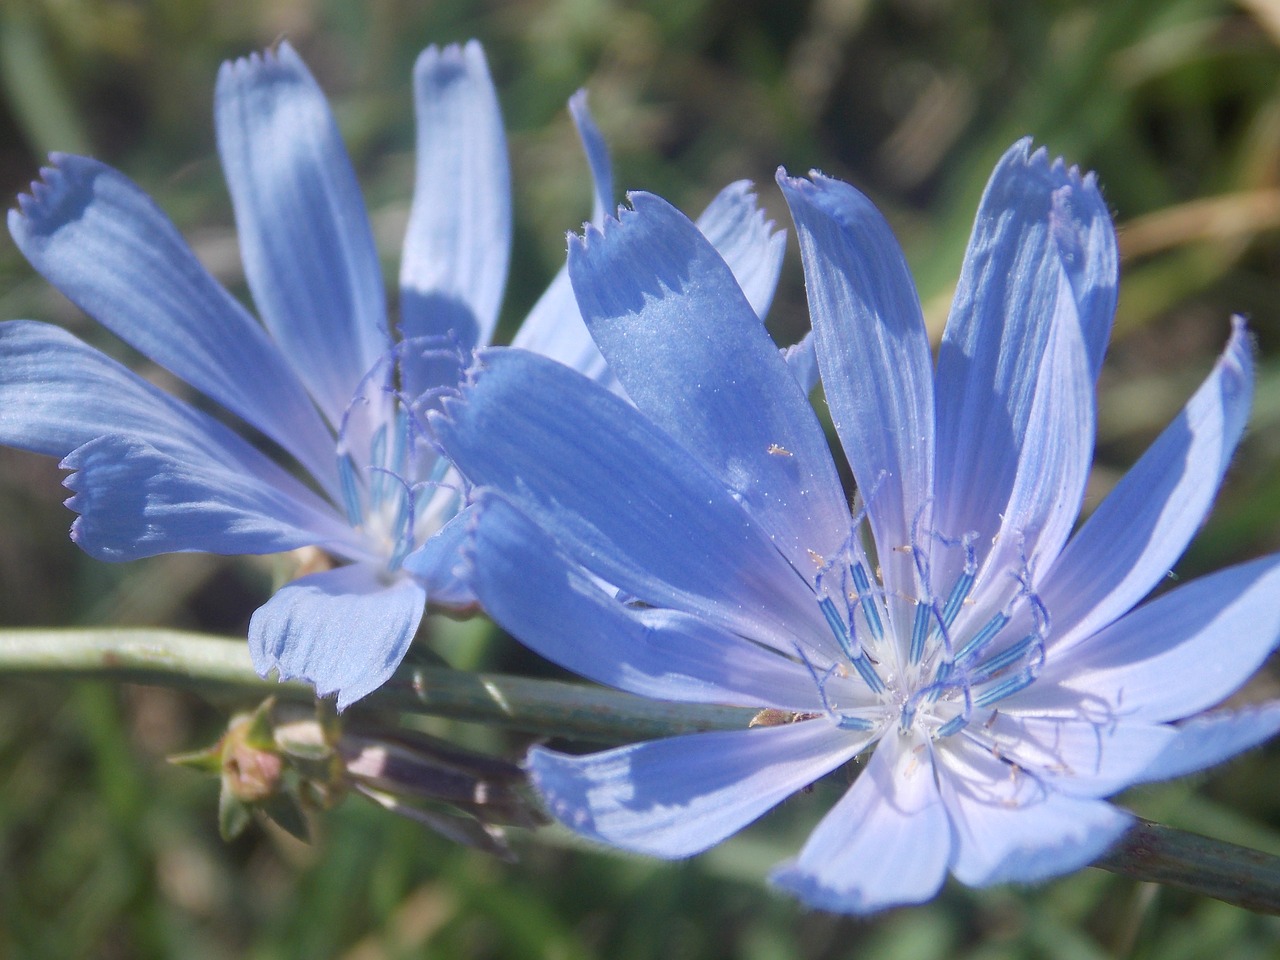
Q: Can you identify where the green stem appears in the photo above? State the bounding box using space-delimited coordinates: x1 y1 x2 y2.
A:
2 627 1278 913
0 627 755 740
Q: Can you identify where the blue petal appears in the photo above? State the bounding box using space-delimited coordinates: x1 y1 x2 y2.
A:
933 142 1116 571
568 192 851 574
938 735 1132 886
433 347 836 659
961 273 1092 625
508 91 614 383
466 493 832 707
0 322 339 521
1137 702 1280 784
692 180 786 320
777 170 935 611
215 42 389 424
399 506 478 612
8 154 337 492
975 712 1175 798
782 332 819 395
1042 319 1253 654
527 721 867 858
249 563 426 709
399 41 511 353
771 730 951 913
568 89 613 224
61 435 355 561
1012 553 1280 723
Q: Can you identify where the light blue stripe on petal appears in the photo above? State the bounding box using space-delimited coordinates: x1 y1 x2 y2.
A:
249 563 426 710
569 192 851 575
400 41 510 350
933 141 1117 568
1042 318 1254 655
693 180 786 321
962 271 1093 624
467 493 827 708
938 735 1131 887
62 435 357 562
8 154 337 492
1137 702 1280 784
0 322 335 516
771 730 951 913
977 712 1175 798
215 41 389 424
527 720 866 858
433 347 836 659
1014 553 1280 723
777 169 935 612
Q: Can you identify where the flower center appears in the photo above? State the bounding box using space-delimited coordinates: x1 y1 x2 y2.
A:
332 339 466 571
806 524 1048 743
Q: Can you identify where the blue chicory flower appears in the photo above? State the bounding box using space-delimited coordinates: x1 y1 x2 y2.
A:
434 140 1280 912
0 40 785 708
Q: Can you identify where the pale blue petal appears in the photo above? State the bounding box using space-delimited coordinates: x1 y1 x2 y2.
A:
433 347 836 659
1137 702 1280 783
569 192 851 574
508 91 614 382
249 563 426 710
1012 553 1280 723
777 169 935 610
467 493 831 708
568 89 613 224
771 730 951 913
933 141 1116 568
782 332 819 395
215 42 388 423
693 180 786 320
527 721 867 857
1042 319 1253 654
61 435 356 561
939 735 1132 886
961 275 1092 622
400 41 510 350
400 506 479 612
0 322 339 523
8 154 337 491
975 712 1176 798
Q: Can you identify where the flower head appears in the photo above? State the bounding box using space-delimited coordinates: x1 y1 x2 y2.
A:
0 41 784 708
435 141 1280 911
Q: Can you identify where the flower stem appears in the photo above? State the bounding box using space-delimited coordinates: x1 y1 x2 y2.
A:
2 626 1278 913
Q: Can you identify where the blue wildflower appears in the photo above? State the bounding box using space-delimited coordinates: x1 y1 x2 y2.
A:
434 141 1280 912
0 41 785 709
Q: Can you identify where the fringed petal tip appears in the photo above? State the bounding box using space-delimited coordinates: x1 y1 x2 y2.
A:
413 39 489 84
216 38 307 87
10 153 93 235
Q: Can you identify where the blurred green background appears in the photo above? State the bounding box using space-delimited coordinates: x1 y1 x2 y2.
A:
3 0 1280 957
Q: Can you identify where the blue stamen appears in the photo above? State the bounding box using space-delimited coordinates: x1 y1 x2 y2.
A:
837 715 878 732
818 595 858 661
974 670 1037 708
954 612 1011 663
369 423 388 507
850 653 886 696
935 714 968 738
817 595 886 695
850 562 884 641
939 570 974 630
337 454 363 527
909 602 931 664
970 633 1037 681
